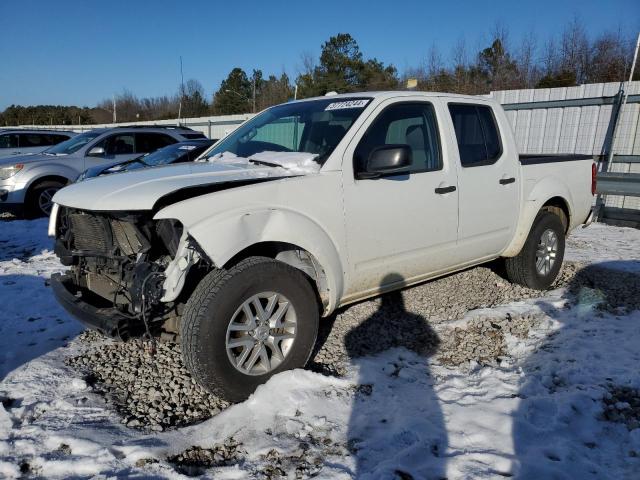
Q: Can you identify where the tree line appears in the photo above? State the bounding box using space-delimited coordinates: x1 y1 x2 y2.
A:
1 19 637 125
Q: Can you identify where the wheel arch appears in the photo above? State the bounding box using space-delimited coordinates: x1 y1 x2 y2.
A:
502 189 573 258
223 241 330 312
158 207 346 316
26 174 70 193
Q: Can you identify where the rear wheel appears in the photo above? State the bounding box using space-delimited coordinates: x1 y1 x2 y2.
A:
180 257 319 402
26 180 65 218
505 211 565 290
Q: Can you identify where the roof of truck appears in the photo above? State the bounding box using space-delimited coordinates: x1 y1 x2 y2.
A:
299 90 495 103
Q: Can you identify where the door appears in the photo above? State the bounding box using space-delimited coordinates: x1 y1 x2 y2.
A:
342 100 459 297
84 133 138 169
447 103 519 260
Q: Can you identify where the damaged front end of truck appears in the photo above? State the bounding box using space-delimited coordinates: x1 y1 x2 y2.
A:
50 205 206 340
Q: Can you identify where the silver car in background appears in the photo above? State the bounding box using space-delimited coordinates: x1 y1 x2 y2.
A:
0 125 207 217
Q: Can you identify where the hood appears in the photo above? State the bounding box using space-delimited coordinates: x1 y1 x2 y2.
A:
0 153 54 167
53 155 315 212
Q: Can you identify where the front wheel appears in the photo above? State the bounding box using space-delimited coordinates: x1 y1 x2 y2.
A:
180 257 319 402
504 211 566 290
26 180 65 218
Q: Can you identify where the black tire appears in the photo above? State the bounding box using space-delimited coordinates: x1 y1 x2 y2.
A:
25 180 65 218
181 256 319 402
505 211 566 290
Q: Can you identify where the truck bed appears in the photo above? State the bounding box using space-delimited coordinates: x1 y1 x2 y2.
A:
519 154 593 165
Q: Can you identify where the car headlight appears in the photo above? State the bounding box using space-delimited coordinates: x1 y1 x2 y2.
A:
0 164 23 180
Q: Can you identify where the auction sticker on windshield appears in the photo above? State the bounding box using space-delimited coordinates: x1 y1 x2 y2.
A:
325 99 370 111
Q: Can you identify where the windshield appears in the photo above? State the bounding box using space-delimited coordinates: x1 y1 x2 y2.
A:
45 131 102 155
206 97 371 165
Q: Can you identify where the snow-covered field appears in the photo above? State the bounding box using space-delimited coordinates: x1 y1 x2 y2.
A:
0 219 639 479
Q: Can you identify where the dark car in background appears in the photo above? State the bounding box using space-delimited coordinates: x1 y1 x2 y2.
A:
77 139 216 181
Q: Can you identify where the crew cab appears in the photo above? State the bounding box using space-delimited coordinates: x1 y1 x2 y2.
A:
49 92 595 402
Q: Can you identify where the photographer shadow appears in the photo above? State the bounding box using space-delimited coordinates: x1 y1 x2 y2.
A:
344 273 447 480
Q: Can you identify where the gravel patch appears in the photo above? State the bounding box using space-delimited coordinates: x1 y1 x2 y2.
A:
568 265 640 314
310 262 580 374
168 438 244 476
65 260 640 432
437 311 545 367
602 385 640 431
66 338 229 431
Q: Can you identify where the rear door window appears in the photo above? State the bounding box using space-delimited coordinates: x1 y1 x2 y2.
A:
98 134 135 155
448 104 502 167
135 133 177 154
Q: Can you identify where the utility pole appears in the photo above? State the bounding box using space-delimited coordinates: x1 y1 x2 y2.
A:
113 95 117 123
607 32 640 165
178 56 185 124
252 76 256 113
596 32 639 221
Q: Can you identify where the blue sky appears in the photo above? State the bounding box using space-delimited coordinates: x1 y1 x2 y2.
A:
0 0 638 110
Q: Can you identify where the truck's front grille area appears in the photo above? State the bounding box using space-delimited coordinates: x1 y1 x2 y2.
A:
58 207 153 258
111 220 144 256
69 212 111 253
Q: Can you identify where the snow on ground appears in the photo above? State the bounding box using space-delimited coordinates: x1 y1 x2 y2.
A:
0 219 639 478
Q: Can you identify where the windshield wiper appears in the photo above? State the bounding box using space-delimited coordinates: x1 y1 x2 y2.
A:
248 159 284 168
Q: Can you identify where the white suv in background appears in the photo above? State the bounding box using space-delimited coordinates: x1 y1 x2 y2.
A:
0 125 206 217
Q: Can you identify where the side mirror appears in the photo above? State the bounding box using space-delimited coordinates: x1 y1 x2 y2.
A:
360 145 412 179
87 146 105 157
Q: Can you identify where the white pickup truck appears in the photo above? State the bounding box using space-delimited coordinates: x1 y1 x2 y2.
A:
49 92 595 401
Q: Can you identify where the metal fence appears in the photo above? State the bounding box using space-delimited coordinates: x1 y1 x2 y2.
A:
488 81 640 226
8 81 640 226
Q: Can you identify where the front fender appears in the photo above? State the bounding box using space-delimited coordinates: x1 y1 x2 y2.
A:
24 164 78 189
502 175 574 257
155 205 345 315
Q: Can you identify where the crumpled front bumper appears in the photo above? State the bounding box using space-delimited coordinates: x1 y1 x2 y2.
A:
51 272 135 340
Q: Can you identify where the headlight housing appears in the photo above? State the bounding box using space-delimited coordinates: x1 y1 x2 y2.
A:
0 164 24 180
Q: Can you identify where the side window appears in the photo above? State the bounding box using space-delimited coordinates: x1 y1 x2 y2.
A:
94 134 135 155
448 104 502 167
135 133 177 154
354 102 441 176
0 134 19 149
19 133 47 147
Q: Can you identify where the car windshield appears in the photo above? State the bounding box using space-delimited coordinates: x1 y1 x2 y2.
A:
117 144 209 170
206 97 372 165
45 131 102 155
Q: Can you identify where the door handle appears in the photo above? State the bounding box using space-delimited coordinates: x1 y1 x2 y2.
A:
435 185 456 194
499 177 516 185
